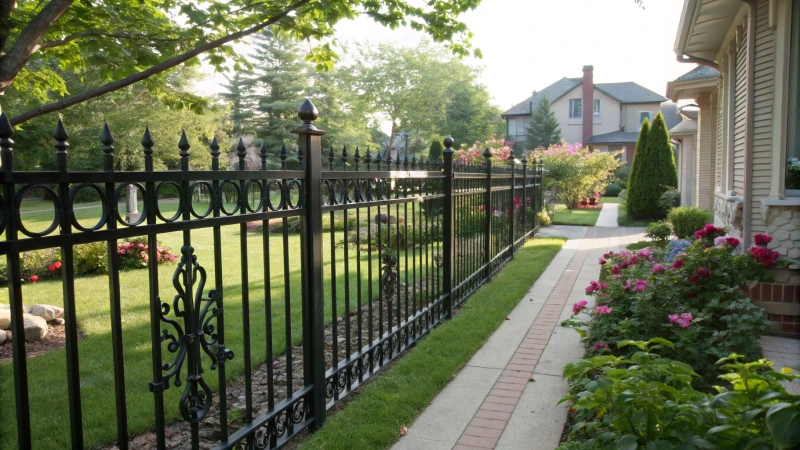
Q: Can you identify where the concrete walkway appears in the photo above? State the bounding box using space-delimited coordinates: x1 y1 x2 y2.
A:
393 226 646 450
594 202 619 227
393 222 800 450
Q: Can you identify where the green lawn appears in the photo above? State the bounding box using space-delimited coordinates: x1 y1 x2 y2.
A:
552 204 601 226
611 198 651 227
0 199 439 449
600 196 623 204
300 237 567 450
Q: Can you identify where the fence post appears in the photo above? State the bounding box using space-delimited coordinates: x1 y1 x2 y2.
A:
521 156 528 237
483 148 492 278
294 99 327 430
442 137 455 319
509 150 516 256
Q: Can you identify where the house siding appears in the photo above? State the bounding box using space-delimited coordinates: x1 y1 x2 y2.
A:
696 93 717 209
750 0 774 236
733 19 748 198
716 78 724 193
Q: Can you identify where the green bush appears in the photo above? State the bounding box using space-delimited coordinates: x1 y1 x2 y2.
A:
74 242 108 275
537 210 552 227
603 184 622 197
615 178 627 189
614 164 630 181
644 221 672 246
658 188 681 215
668 206 712 239
428 139 443 163
626 113 679 219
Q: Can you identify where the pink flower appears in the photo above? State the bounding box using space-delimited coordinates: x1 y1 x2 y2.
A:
613 274 622 280
598 257 607 265
725 237 740 248
585 281 606 293
611 264 621 275
637 248 652 259
54 261 62 269
623 279 632 291
672 259 684 270
651 264 667 274
594 305 612 315
572 300 588 315
593 343 609 351
691 268 711 284
749 247 780 267
603 251 615 259
669 313 693 329
632 280 647 292
754 234 772 246
714 236 727 247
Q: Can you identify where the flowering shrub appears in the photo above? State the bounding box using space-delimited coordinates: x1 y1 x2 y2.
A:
559 340 800 450
118 237 179 269
531 141 620 209
454 135 512 164
561 224 780 382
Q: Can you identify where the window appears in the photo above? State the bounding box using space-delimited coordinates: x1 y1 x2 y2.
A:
594 99 601 116
638 111 653 127
508 117 517 136
786 0 800 189
569 99 582 118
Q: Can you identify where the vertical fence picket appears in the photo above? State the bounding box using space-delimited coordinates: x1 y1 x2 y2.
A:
441 137 455 319
54 118 85 449
0 112 32 450
101 122 129 449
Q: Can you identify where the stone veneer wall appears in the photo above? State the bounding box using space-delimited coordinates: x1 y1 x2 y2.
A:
764 205 800 259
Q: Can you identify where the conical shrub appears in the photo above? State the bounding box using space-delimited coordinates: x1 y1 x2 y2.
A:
626 113 677 219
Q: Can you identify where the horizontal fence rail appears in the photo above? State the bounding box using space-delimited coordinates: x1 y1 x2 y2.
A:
0 100 543 450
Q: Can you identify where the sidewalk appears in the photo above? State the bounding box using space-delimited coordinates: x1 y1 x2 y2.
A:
392 223 647 450
595 203 619 227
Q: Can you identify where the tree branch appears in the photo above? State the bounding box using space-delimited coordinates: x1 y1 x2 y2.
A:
9 0 310 126
0 0 73 92
0 0 16 54
37 31 182 49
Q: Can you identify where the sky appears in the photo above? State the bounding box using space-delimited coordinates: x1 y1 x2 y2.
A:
203 0 694 115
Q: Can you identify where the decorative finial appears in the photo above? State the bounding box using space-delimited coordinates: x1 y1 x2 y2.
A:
297 98 319 123
100 122 114 154
210 136 220 158
259 142 268 170
341 145 348 162
280 144 288 169
178 130 190 158
482 147 492 158
443 136 454 151
53 118 69 152
142 127 154 156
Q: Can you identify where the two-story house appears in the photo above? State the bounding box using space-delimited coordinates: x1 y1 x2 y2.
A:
502 66 680 163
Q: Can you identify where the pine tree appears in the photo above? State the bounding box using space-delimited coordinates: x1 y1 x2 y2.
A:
428 139 443 162
251 28 307 151
220 72 256 134
525 95 561 151
626 113 677 219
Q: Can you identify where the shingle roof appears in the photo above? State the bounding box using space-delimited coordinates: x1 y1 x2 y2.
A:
669 118 697 135
501 77 581 116
594 82 668 104
585 131 641 145
660 103 683 130
503 79 668 117
675 65 720 82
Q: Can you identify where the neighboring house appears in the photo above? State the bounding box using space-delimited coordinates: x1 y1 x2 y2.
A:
667 103 702 207
502 66 678 163
671 0 799 336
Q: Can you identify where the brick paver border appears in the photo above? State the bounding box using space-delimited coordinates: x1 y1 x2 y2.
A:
453 231 595 450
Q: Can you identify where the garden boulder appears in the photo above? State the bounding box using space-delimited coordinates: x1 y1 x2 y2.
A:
0 307 10 329
23 314 48 341
27 304 63 321
0 329 6 345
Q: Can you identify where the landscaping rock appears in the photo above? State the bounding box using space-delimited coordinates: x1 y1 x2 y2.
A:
665 239 691 262
28 304 57 321
0 308 9 329
0 329 6 345
23 314 47 342
51 318 65 326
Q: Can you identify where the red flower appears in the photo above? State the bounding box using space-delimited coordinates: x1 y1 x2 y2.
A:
749 246 780 267
54 261 62 269
47 264 56 273
691 268 711 284
30 275 38 282
672 259 684 270
754 234 772 246
725 237 740 248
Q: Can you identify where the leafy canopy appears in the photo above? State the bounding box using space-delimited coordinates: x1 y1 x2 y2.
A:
0 0 482 125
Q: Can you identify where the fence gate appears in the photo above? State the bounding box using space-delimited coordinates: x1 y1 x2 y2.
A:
0 100 543 450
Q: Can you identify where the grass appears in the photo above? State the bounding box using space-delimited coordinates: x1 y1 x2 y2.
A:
299 237 567 450
0 199 439 449
552 204 601 226
612 198 651 227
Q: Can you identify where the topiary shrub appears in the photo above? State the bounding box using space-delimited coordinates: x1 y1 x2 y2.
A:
626 113 678 219
644 221 672 247
667 207 712 239
603 184 622 197
658 188 681 215
428 139 443 163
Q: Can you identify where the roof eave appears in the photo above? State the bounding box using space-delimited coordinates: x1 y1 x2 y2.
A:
666 77 718 102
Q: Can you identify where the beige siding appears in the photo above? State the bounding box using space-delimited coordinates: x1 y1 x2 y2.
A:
679 136 696 206
733 19 748 195
750 0 774 235
716 79 724 192
696 93 718 209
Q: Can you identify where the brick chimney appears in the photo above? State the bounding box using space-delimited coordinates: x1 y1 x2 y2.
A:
582 65 594 146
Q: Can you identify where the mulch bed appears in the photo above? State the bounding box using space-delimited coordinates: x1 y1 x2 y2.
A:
0 323 77 361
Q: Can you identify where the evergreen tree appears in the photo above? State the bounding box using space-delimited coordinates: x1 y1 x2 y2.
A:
428 139 443 162
220 72 256 134
626 113 677 219
251 29 307 151
525 95 561 151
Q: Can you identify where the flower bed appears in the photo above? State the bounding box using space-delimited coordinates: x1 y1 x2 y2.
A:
557 226 800 449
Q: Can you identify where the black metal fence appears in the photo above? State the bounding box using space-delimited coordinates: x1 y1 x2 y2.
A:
0 100 543 450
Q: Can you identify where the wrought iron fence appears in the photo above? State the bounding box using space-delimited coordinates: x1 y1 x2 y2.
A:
0 99 543 450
